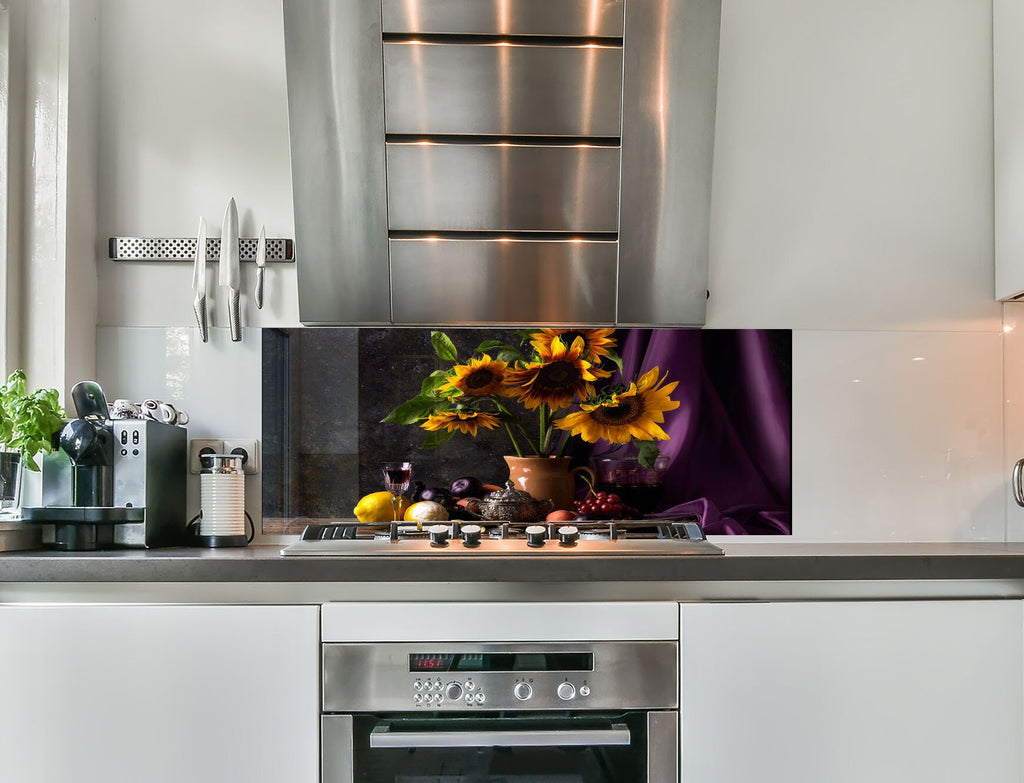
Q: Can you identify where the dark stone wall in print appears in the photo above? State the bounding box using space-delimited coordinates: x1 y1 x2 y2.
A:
357 329 517 498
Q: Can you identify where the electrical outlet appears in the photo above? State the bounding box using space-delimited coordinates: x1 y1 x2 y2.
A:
223 438 260 475
189 439 224 474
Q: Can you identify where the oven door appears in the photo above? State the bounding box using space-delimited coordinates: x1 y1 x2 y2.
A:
323 711 677 783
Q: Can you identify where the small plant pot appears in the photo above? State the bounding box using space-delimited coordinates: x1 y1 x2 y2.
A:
0 452 23 516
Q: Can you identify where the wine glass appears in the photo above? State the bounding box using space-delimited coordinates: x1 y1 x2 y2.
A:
381 461 413 522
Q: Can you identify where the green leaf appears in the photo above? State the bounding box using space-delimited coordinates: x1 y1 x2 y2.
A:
420 370 452 397
381 395 438 425
495 347 525 365
431 331 458 362
635 439 661 470
603 349 624 375
421 429 455 450
473 340 506 354
0 371 64 470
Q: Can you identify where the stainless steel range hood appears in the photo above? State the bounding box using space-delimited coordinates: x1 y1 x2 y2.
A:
284 0 721 326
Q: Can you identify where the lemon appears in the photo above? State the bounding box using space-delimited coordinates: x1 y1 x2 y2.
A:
403 500 449 523
353 491 409 523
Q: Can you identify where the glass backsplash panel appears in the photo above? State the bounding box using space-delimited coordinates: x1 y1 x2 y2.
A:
262 328 792 535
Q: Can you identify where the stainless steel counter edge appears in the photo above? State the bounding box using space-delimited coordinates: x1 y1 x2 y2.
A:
1 543 1024 593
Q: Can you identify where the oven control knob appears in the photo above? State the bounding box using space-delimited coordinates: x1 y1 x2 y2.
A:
557 682 576 701
465 679 475 691
445 682 463 701
428 524 450 547
513 682 533 701
461 524 483 548
579 685 591 697
557 525 579 546
525 525 547 547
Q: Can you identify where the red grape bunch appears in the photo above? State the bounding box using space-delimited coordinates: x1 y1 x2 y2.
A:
572 491 634 520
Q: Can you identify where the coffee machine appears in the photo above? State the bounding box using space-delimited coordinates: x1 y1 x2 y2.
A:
22 381 187 550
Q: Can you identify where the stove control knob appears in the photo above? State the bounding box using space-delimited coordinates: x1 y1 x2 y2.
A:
461 524 483 548
514 682 533 701
557 682 576 701
525 525 547 548
579 685 591 697
557 525 579 547
428 524 450 547
445 682 464 701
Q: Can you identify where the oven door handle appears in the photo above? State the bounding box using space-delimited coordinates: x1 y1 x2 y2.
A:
369 722 631 749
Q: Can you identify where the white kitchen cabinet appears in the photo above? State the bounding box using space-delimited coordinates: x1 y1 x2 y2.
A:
996 0 1024 300
0 604 319 783
680 600 1023 783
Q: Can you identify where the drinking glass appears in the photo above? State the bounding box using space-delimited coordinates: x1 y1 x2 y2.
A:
381 461 412 522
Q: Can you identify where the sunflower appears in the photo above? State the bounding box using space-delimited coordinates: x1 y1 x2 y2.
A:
530 329 616 377
440 354 508 397
554 367 679 443
505 336 598 411
420 409 500 437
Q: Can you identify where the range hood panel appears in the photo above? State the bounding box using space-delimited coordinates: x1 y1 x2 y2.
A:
383 42 624 138
284 0 720 326
381 0 625 38
386 143 621 233
390 239 618 325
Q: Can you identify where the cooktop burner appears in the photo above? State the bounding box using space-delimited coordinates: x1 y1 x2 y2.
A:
280 518 723 557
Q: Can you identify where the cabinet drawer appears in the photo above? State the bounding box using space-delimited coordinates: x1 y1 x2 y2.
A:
382 0 625 37
386 143 621 232
384 42 623 137
390 238 617 323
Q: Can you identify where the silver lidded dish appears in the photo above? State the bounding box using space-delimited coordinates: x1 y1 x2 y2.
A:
462 481 555 524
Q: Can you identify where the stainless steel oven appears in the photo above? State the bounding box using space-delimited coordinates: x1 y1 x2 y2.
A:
321 641 678 783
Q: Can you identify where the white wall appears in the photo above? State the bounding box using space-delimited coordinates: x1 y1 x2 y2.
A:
92 0 1004 542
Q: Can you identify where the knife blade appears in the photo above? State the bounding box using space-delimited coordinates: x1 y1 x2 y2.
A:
219 197 241 342
192 217 209 342
254 224 266 310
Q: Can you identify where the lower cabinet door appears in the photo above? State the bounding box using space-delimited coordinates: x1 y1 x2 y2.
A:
680 600 1024 783
0 604 319 783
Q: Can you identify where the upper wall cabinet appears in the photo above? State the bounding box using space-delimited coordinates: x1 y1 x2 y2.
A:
283 0 721 326
996 0 1024 300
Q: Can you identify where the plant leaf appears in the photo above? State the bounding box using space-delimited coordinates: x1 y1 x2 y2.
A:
635 439 661 470
495 347 525 365
603 349 624 375
421 428 455 450
431 331 458 362
381 395 438 425
473 340 506 354
420 370 452 397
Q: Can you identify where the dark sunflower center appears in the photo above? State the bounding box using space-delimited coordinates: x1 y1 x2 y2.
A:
465 368 495 389
535 361 580 390
590 397 644 425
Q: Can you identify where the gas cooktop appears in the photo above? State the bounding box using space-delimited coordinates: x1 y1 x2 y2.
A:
280 518 723 557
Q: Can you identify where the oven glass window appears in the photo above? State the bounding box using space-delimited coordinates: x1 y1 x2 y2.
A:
348 713 648 783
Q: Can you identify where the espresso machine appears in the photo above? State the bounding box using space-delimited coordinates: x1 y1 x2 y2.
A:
22 381 187 550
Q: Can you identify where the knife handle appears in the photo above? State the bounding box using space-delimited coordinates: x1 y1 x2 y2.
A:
254 267 265 310
229 289 241 342
193 295 209 343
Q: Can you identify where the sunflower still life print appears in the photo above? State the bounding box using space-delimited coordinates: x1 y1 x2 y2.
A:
382 329 680 469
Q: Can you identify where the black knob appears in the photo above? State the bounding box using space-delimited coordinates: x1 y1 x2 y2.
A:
428 524 450 547
525 524 546 548
462 524 482 548
557 525 579 547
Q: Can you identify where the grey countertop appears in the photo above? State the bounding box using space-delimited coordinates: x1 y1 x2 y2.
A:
2 541 1024 587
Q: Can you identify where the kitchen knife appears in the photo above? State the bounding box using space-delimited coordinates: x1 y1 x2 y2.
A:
192 217 209 342
219 197 241 342
254 224 266 310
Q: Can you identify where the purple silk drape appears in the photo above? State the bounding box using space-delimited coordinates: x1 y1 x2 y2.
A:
571 329 792 535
